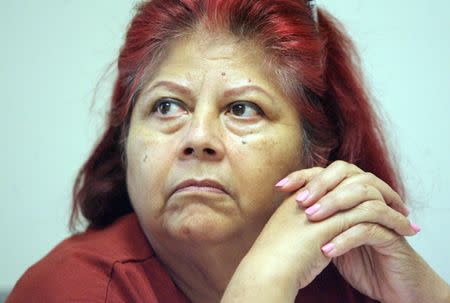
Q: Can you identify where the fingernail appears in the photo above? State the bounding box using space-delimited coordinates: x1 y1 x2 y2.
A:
321 243 335 254
275 177 289 188
305 204 321 216
411 223 421 233
296 190 309 203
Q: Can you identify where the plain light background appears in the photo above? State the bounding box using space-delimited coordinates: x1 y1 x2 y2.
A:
1 0 449 293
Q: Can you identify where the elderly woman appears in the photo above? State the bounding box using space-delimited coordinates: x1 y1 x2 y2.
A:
6 0 449 302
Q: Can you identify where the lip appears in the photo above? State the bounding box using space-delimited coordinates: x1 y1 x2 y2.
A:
171 179 228 196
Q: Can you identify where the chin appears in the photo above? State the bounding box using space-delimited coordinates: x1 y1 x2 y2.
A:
163 204 238 245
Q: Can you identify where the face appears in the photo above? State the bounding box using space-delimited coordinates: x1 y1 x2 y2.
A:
126 31 303 249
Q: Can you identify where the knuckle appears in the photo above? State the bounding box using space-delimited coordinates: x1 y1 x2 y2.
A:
329 160 361 178
393 191 404 205
395 211 409 225
364 223 380 237
297 167 323 182
357 183 382 200
330 188 351 208
345 225 365 242
311 167 324 174
348 163 362 174
338 224 378 247
308 176 325 191
331 160 348 171
358 200 384 218
357 183 372 197
371 200 386 215
336 160 347 166
290 170 306 182
337 214 353 233
327 190 342 206
309 167 324 178
364 172 377 181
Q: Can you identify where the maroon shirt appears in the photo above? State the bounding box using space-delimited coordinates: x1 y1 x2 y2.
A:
6 213 378 302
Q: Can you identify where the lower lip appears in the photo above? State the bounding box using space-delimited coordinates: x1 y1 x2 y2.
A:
175 186 226 194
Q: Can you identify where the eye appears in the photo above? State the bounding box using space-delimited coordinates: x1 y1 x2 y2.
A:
227 101 263 118
151 98 187 117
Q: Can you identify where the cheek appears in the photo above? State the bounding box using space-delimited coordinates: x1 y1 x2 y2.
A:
229 130 302 216
126 126 177 215
238 130 302 175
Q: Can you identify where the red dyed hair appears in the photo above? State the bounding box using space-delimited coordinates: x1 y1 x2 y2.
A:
70 0 403 232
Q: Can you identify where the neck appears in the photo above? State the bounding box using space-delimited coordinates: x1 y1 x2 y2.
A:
150 232 256 303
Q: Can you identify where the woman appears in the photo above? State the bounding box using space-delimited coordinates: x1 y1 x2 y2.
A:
6 0 449 302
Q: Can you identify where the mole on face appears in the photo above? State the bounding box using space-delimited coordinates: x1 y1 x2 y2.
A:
248 79 252 83
221 72 226 76
241 140 247 145
143 154 148 162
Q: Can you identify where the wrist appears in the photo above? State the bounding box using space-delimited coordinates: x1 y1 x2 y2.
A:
221 251 298 303
425 278 450 303
402 253 450 303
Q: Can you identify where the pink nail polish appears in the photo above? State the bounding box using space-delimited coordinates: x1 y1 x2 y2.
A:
321 243 335 254
305 204 321 216
296 190 309 202
411 223 421 233
275 178 289 187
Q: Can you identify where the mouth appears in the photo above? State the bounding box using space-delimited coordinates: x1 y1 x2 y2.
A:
171 179 228 196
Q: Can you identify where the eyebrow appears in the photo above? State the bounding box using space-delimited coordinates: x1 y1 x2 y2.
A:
143 80 275 104
144 81 193 97
223 85 275 104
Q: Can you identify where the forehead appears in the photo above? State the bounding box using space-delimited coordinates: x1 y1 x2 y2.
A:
144 30 287 98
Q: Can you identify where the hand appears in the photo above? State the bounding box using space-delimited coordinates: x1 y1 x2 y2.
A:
276 160 450 303
223 161 417 302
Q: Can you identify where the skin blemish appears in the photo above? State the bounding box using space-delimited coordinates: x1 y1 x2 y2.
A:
248 79 252 83
221 72 226 76
241 140 247 145
143 154 148 162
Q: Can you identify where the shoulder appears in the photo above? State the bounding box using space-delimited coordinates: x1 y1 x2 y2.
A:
5 213 173 303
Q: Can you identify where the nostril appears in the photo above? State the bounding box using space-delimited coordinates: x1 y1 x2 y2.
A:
184 147 194 155
205 148 215 155
182 147 216 156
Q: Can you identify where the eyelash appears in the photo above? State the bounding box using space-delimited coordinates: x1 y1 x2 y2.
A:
150 98 186 116
150 98 265 118
226 101 264 118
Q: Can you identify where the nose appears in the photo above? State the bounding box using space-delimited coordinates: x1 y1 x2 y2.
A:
177 110 225 161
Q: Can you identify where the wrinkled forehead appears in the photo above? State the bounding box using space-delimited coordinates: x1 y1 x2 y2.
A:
140 27 287 98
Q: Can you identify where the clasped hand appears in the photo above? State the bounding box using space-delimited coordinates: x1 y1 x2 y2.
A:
241 160 445 303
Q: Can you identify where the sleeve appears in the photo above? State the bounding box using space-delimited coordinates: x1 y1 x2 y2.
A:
5 255 179 303
5 253 112 303
104 258 189 303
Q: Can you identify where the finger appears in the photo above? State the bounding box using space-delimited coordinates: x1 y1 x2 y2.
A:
321 223 402 258
338 173 409 217
274 167 324 192
295 160 364 207
325 199 418 238
304 183 384 220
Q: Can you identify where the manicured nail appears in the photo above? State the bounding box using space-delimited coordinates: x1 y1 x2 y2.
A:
321 243 335 254
275 177 289 187
305 204 321 216
411 223 421 233
296 190 309 202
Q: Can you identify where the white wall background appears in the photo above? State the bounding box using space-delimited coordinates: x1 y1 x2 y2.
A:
1 0 449 293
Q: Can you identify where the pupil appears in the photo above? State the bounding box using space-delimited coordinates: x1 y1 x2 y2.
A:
233 104 245 116
160 102 171 114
